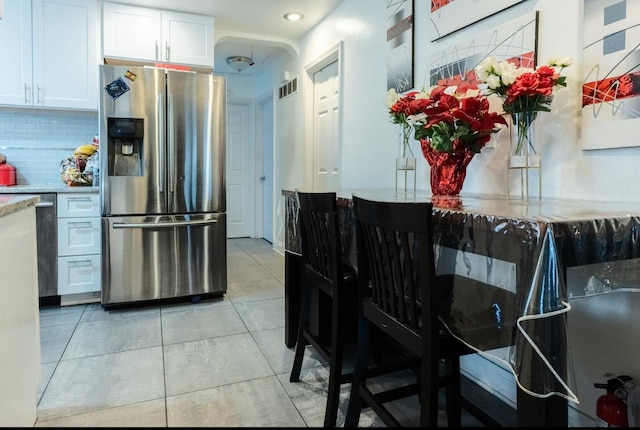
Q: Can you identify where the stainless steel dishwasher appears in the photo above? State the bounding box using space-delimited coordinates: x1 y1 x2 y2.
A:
34 193 58 300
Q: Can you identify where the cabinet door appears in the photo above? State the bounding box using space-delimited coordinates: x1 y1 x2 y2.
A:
103 2 161 62
57 217 101 256
0 0 33 106
32 0 98 109
57 192 100 218
161 11 213 67
58 254 101 294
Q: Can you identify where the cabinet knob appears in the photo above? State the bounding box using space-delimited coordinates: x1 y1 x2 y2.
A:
165 42 170 62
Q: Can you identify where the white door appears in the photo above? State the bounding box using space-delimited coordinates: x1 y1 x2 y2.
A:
313 60 341 191
227 102 254 238
260 95 274 243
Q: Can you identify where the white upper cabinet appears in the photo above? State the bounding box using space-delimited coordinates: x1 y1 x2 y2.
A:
0 0 33 106
162 11 214 67
102 2 214 69
0 0 98 110
102 3 161 62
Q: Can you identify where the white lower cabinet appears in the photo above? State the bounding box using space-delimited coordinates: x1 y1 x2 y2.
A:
57 192 101 296
58 254 101 295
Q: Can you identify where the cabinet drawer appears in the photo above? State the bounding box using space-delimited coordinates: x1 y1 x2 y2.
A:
57 217 101 256
58 254 101 295
57 193 100 218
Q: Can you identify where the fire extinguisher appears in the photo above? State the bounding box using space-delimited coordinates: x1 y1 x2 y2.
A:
594 375 634 427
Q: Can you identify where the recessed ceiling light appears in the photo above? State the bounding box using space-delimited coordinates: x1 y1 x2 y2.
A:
284 12 304 21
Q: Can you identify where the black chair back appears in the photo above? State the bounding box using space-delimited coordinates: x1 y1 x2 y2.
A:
297 191 342 298
353 196 438 358
290 191 357 427
345 195 470 427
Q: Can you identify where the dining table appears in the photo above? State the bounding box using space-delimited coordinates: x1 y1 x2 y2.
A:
282 188 640 427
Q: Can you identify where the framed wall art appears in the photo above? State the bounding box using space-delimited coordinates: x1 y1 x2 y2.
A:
582 0 640 150
428 11 538 94
387 0 414 93
428 11 537 150
428 0 528 42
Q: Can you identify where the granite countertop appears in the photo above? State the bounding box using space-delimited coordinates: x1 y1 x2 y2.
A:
0 185 99 194
0 195 40 218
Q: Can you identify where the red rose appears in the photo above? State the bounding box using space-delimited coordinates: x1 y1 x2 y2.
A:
507 72 553 99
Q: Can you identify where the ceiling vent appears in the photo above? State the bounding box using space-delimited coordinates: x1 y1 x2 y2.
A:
279 77 298 100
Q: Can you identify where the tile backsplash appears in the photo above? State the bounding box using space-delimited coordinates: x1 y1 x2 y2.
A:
0 108 98 185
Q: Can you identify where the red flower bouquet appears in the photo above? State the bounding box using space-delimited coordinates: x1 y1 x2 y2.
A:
407 84 507 154
392 84 506 195
475 56 572 156
475 56 572 115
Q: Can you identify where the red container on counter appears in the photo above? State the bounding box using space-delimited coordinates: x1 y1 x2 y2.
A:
0 163 17 186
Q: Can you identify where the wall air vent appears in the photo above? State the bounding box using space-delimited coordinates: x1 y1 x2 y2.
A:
278 77 298 100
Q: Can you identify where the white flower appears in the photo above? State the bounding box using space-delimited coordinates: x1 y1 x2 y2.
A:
475 57 498 81
498 61 522 85
485 74 502 90
385 88 400 108
414 90 431 100
406 113 426 126
547 56 573 68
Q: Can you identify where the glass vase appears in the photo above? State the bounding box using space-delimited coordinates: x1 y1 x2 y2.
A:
396 125 416 193
509 111 541 200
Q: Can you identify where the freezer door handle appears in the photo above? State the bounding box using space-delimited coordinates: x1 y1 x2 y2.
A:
112 219 218 229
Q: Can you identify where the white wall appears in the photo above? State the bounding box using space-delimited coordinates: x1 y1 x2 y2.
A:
254 0 640 254
260 0 640 204
248 0 640 422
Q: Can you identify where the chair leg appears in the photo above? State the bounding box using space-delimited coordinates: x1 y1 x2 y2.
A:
344 318 370 427
323 309 344 427
290 287 311 382
444 357 462 427
289 332 307 382
418 355 441 427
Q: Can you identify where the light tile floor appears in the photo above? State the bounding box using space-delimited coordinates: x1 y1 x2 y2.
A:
34 238 482 427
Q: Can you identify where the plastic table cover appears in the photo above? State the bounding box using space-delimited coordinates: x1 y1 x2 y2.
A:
282 189 640 405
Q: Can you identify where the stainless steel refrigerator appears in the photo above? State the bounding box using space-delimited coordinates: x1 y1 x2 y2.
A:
99 65 227 308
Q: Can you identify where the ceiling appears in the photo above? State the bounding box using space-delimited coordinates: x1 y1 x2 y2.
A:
110 0 345 76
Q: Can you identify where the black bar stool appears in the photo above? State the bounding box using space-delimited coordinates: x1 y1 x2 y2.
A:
289 191 358 427
345 195 476 427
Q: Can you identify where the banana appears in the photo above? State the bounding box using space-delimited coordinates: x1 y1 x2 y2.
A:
74 144 97 156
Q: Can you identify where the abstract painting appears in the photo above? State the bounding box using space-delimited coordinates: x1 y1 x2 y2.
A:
582 0 640 150
387 0 414 93
428 11 538 97
427 11 537 149
428 0 528 41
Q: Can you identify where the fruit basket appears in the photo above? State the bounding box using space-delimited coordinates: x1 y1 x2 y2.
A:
60 144 98 186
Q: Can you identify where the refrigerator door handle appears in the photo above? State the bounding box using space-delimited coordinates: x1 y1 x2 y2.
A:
167 91 175 194
113 219 218 229
158 91 165 194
